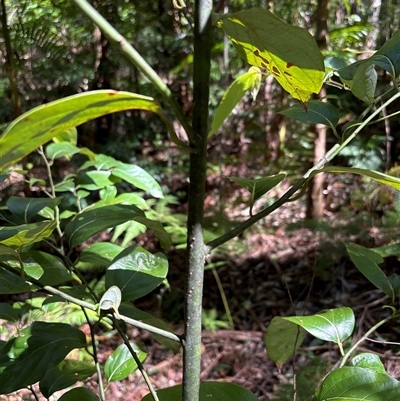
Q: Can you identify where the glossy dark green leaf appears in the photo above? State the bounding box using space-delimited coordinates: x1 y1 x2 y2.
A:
0 221 57 249
40 359 96 398
0 321 86 394
111 164 163 198
0 90 166 172
119 304 180 352
346 243 396 300
65 205 145 248
105 246 168 301
314 367 400 401
374 29 400 76
21 251 71 285
264 316 306 364
351 353 386 375
218 8 324 102
283 307 355 344
6 196 62 222
58 387 99 401
0 303 21 321
142 381 259 401
0 267 31 294
105 342 147 382
279 100 340 128
209 67 262 137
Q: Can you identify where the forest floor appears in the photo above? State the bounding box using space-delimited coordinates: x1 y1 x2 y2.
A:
2 169 400 401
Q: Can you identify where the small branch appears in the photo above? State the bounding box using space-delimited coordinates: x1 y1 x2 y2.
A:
71 0 194 143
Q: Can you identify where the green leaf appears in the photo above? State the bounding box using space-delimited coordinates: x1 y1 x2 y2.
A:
283 307 355 344
6 196 61 223
0 90 169 172
209 67 262 137
119 304 181 352
105 246 168 301
39 359 96 398
78 170 115 190
142 381 259 401
339 62 377 104
46 142 95 160
64 204 145 248
0 220 57 249
314 367 400 401
0 268 31 294
58 387 99 401
351 353 386 375
218 8 324 103
228 174 286 215
21 251 71 286
0 321 86 394
76 242 124 270
346 243 396 300
105 342 147 382
99 285 122 313
374 29 400 77
279 100 340 128
372 243 400 258
316 167 400 191
52 127 78 145
264 316 306 364
0 303 22 321
111 164 163 198
133 216 172 249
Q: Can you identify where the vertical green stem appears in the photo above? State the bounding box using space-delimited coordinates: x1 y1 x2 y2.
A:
183 1 213 400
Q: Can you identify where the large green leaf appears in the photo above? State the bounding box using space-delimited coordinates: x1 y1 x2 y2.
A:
104 342 147 382
351 353 386 375
75 242 124 270
105 246 168 301
0 90 172 172
264 316 306 364
0 220 57 249
314 367 400 401
283 307 355 344
209 67 262 137
142 381 259 401
279 100 340 128
6 196 62 223
58 387 99 401
39 360 96 398
0 322 86 394
218 8 325 103
346 243 397 300
111 164 163 198
64 204 145 248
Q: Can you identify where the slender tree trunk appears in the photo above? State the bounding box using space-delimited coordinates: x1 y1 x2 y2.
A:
306 0 329 219
182 1 212 400
1 0 22 119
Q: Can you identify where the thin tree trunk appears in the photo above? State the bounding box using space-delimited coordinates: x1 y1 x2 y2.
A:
182 0 212 400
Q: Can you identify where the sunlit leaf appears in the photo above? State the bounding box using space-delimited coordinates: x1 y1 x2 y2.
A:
218 8 325 102
46 142 94 160
351 353 386 375
105 343 147 382
283 307 355 344
209 67 262 137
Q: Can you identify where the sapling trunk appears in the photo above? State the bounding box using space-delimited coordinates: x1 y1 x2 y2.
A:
182 1 213 400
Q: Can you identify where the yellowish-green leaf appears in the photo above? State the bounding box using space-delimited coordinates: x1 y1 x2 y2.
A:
218 8 325 103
